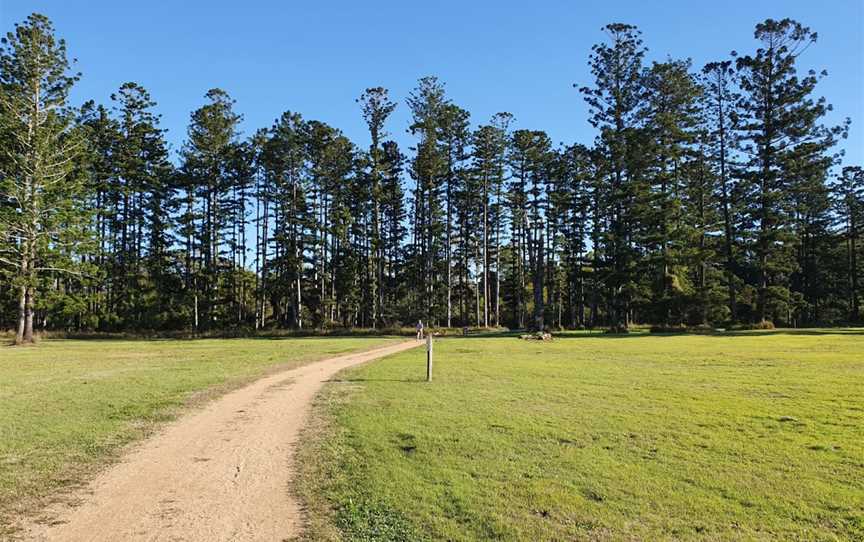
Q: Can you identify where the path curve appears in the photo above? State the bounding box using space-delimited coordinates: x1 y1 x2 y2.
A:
20 340 421 541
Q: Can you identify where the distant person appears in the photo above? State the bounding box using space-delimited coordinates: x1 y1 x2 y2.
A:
416 320 424 341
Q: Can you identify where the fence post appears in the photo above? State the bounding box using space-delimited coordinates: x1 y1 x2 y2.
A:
426 333 433 382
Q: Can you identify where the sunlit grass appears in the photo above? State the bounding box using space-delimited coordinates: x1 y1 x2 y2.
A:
298 330 864 541
0 336 398 525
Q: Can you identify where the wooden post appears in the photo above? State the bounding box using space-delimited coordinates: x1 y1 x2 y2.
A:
426 333 433 382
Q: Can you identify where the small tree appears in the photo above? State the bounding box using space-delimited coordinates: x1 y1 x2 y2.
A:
0 14 89 344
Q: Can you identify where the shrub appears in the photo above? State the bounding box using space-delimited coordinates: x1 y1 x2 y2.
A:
729 320 776 331
752 319 776 330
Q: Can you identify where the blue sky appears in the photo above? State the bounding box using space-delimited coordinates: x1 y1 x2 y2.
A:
3 0 862 166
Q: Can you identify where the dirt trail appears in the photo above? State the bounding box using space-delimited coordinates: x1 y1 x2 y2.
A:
19 340 421 542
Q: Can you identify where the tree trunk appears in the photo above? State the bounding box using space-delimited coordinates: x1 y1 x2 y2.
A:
850 213 859 322
24 286 35 343
483 173 489 327
533 225 545 331
15 284 27 345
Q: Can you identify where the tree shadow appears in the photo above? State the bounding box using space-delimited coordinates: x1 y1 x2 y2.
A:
253 334 407 342
719 328 864 337
551 328 864 339
38 332 412 342
326 377 426 383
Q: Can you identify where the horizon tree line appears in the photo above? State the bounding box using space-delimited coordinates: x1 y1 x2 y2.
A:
1 13 862 344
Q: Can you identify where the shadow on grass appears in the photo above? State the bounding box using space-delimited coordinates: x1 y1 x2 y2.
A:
721 329 864 337
19 333 411 343
552 328 864 339
327 377 426 383
252 335 407 341
14 327 861 343
436 332 522 339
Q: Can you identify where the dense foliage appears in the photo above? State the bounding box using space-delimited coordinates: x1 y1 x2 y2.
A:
1 14 860 340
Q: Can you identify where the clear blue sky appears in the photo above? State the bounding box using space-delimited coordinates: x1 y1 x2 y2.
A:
3 0 863 166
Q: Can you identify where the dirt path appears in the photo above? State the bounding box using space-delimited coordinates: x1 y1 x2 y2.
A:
19 340 421 542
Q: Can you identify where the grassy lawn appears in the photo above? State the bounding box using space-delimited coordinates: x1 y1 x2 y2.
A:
297 330 864 541
0 336 399 526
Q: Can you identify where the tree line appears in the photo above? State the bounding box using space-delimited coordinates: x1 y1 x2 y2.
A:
1 13 862 343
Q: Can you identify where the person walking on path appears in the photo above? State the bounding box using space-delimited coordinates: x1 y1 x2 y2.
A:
416 320 424 341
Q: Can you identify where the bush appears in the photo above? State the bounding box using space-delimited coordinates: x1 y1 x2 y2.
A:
752 319 776 330
728 320 776 331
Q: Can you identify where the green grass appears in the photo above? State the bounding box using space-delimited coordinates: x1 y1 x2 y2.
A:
0 336 399 526
297 330 864 541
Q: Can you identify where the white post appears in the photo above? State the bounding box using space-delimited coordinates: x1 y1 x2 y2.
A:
426 333 433 382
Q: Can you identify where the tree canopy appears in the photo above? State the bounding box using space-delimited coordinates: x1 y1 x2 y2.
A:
0 14 859 340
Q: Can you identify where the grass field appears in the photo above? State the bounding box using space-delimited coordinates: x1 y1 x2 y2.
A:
297 330 864 541
0 336 398 526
